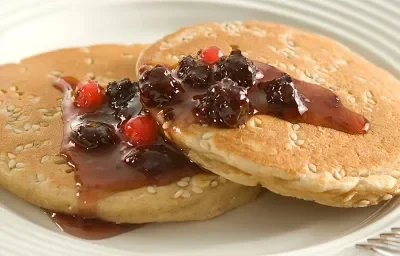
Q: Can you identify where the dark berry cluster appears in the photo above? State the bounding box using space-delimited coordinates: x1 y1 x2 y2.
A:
214 49 257 88
193 78 251 127
70 121 118 150
139 66 185 107
106 78 141 121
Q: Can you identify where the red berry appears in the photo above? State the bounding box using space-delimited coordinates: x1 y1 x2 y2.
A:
74 80 105 109
199 46 223 65
123 115 158 145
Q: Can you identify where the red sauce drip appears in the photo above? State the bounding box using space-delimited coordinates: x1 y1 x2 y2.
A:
139 58 369 135
44 210 139 240
249 62 369 134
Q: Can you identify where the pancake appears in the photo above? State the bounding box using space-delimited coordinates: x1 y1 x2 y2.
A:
0 44 261 224
136 21 400 207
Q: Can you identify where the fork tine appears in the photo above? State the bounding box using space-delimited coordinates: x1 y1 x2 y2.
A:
357 243 400 256
380 233 400 238
368 238 400 246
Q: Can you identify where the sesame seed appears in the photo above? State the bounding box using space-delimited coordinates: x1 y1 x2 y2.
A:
192 187 203 194
8 160 16 169
15 145 23 152
367 99 376 105
171 56 179 62
295 140 305 146
383 194 393 200
290 133 298 141
24 123 31 131
288 64 296 71
347 96 356 103
7 105 15 111
192 177 211 188
333 170 343 180
343 192 357 202
86 73 95 79
7 153 16 159
177 180 189 188
36 173 46 182
5 124 12 130
32 125 40 130
16 163 25 168
147 186 157 194
254 118 262 127
182 190 191 198
41 155 50 164
365 91 373 99
210 180 218 187
174 189 184 199
24 143 33 149
278 63 287 69
363 122 371 132
200 141 210 150
85 57 94 64
162 121 171 130
358 200 370 207
181 177 191 182
68 205 73 211
13 128 23 134
13 107 21 113
292 124 300 131
202 132 214 140
53 156 66 164
308 164 317 172
50 71 62 77
219 176 227 183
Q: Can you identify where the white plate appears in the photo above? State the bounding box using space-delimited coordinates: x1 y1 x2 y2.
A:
1 0 400 255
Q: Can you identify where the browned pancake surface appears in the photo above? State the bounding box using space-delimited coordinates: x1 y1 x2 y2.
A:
0 44 260 223
137 21 400 207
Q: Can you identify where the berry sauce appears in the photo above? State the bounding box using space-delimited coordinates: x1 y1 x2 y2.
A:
138 49 370 134
50 77 203 239
45 211 139 240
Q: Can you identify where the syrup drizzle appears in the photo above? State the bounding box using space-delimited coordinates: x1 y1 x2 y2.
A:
45 210 139 240
249 62 370 134
140 59 370 134
48 77 203 239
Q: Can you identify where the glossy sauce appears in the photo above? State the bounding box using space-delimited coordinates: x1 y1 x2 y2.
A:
49 77 203 239
140 59 369 134
249 62 370 134
45 210 139 240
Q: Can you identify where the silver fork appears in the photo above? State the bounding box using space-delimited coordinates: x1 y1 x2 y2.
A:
357 228 400 255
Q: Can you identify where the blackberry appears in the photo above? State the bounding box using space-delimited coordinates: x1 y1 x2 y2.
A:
124 145 185 176
253 74 307 115
214 49 257 88
106 78 139 109
139 66 184 107
193 78 250 127
70 121 117 150
177 56 212 89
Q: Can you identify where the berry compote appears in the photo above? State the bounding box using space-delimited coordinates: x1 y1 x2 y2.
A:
52 77 204 239
138 47 370 134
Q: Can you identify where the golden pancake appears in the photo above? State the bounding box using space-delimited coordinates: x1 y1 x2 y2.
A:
137 21 400 207
0 44 260 224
